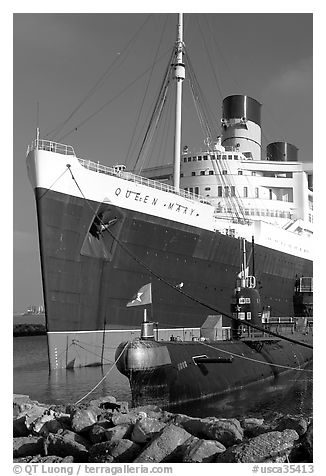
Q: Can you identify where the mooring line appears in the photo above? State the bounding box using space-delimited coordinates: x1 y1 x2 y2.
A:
200 341 312 372
74 341 129 405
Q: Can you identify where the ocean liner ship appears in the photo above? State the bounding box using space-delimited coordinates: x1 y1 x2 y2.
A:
26 14 313 370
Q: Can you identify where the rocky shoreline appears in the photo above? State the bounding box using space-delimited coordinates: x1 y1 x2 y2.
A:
13 394 313 463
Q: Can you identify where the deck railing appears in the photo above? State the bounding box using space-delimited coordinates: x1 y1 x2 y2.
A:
78 157 212 204
27 138 214 205
26 139 76 156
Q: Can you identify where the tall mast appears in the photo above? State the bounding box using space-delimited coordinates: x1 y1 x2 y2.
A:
173 13 185 192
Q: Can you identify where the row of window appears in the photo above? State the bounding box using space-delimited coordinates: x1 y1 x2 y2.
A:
184 169 294 178
183 154 239 163
216 207 293 219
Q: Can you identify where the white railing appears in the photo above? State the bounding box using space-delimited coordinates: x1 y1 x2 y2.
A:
26 139 75 156
77 157 212 205
27 138 212 205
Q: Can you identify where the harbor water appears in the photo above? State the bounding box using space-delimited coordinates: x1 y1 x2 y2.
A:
13 335 312 419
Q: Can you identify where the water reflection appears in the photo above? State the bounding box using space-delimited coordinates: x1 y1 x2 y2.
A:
14 336 312 418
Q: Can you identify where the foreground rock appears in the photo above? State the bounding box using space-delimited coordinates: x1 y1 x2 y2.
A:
216 429 299 463
133 424 192 462
13 394 313 463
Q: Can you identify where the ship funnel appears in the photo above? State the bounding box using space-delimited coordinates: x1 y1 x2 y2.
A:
266 142 298 162
221 95 262 161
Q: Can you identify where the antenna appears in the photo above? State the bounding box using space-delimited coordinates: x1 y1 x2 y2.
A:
36 101 40 142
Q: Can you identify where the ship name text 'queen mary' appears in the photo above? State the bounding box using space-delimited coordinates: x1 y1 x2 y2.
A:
26 14 312 370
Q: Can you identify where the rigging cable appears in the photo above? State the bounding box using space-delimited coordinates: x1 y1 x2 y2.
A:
46 14 152 140
57 49 172 143
65 165 312 351
124 14 169 168
132 49 175 173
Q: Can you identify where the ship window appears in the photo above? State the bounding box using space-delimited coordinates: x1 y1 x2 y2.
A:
224 186 230 197
195 187 199 195
238 170 243 175
245 209 249 215
205 187 211 191
210 155 215 160
222 155 227 160
252 171 256 176
255 187 259 198
244 187 248 198
216 154 221 160
187 157 191 162
200 171 205 175
228 155 232 160
203 155 208 160
239 297 246 304
234 155 238 160
183 158 187 163
198 156 202 161
218 186 222 197
192 157 197 161
180 173 184 177
192 172 196 176
231 186 236 197
222 170 227 175
209 170 214 175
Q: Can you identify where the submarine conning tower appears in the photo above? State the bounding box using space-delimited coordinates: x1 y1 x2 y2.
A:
221 95 262 162
266 141 298 162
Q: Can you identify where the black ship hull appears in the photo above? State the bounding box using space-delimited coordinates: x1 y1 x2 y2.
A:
34 187 312 369
116 334 313 408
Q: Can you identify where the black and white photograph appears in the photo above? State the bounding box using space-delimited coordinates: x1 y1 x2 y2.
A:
12 5 316 470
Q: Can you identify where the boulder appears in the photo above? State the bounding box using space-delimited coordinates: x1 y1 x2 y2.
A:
13 404 49 436
13 394 47 416
301 422 313 461
44 429 90 462
31 410 65 436
240 418 267 438
13 414 30 437
22 454 75 463
111 410 145 426
89 421 113 444
133 423 192 463
216 429 299 463
71 407 100 433
131 417 166 444
276 415 308 436
105 424 133 441
13 436 44 458
174 414 243 447
182 438 226 463
89 395 117 409
132 405 173 422
89 439 141 463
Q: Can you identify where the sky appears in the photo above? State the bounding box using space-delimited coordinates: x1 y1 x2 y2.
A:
12 9 314 313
